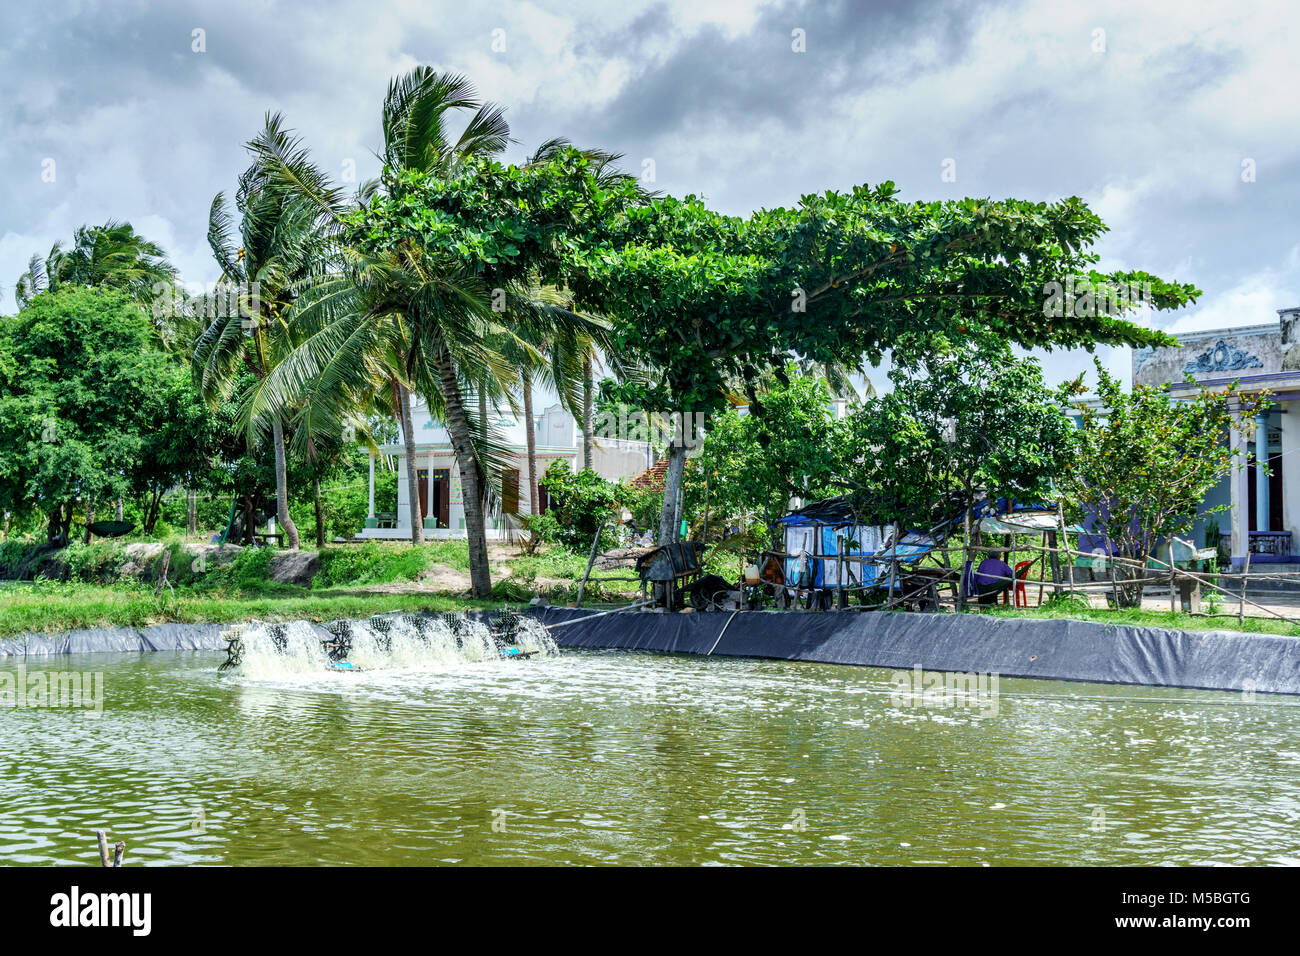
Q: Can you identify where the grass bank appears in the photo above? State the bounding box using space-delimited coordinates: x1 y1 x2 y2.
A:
0 579 494 638
0 536 641 638
980 601 1300 637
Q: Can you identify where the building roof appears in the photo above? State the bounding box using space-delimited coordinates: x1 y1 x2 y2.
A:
630 457 670 490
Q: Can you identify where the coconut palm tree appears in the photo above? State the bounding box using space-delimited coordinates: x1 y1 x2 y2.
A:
193 114 343 550
493 285 607 515
15 221 177 309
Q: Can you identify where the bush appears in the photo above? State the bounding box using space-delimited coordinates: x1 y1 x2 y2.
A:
0 540 53 579
220 546 277 591
516 512 561 555
539 461 623 552
58 540 128 583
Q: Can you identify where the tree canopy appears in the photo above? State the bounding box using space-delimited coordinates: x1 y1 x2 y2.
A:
0 288 205 542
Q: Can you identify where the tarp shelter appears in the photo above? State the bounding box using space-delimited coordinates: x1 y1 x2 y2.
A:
978 511 1083 536
773 495 1063 596
774 497 887 590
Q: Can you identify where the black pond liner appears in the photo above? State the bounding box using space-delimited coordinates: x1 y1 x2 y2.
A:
530 606 1300 696
0 622 231 657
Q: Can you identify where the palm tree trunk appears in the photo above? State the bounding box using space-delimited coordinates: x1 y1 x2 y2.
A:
523 372 538 515
271 416 300 549
432 350 492 597
657 441 689 546
582 354 593 471
394 378 425 546
311 477 325 548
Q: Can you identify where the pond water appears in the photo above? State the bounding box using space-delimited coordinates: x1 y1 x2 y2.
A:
3 632 1299 866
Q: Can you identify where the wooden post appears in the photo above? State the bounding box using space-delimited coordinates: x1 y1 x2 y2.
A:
96 830 112 868
575 520 606 608
1048 529 1061 599
958 508 971 611
1057 502 1076 596
1007 533 1016 607
1169 539 1177 614
1109 549 1120 609
1239 548 1252 626
113 841 126 867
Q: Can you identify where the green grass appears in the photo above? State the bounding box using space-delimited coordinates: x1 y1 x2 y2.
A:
0 579 490 638
980 599 1300 637
313 542 432 588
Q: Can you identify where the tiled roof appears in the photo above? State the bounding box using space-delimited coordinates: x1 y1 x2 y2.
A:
630 457 670 490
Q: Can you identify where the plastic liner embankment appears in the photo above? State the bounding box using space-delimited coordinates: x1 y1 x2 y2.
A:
531 606 1300 695
0 622 230 657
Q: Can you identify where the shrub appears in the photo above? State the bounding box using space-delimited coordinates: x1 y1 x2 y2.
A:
0 540 53 579
222 546 276 591
539 461 623 552
516 512 561 555
58 540 128 583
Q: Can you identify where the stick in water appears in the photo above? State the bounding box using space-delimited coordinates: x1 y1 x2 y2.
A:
96 830 112 868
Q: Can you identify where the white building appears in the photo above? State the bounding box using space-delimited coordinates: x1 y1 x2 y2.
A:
359 397 654 539
1134 304 1300 566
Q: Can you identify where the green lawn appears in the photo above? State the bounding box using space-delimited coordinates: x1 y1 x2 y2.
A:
980 602 1300 637
0 580 494 638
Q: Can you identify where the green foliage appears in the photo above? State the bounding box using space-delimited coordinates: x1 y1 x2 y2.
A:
1058 359 1265 602
0 540 54 579
0 287 217 543
538 461 623 551
313 542 430 588
57 539 128 582
1038 593 1092 615
516 511 562 554
15 220 177 310
683 367 843 528
620 483 662 533
844 342 1072 527
568 186 1196 424
221 547 276 592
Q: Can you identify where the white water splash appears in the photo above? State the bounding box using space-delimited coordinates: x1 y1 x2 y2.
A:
221 614 559 679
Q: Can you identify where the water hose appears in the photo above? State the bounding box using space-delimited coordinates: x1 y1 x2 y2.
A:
541 599 653 630
705 608 741 656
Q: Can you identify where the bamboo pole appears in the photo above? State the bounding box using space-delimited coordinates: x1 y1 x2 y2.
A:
1109 548 1120 609
889 522 901 603
1169 539 1177 614
1057 502 1076 597
575 520 606 608
958 508 971 611
1239 548 1252 626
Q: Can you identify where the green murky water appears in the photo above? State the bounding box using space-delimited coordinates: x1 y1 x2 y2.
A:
3 647 1299 865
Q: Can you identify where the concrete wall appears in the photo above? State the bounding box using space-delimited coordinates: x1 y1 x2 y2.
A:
1134 325 1279 389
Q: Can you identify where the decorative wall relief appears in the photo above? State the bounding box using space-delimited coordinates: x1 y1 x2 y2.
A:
1183 339 1264 374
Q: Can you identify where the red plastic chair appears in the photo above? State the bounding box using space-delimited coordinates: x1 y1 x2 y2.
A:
1013 560 1034 607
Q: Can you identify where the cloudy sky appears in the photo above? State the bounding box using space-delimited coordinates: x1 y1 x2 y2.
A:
2 0 1297 390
